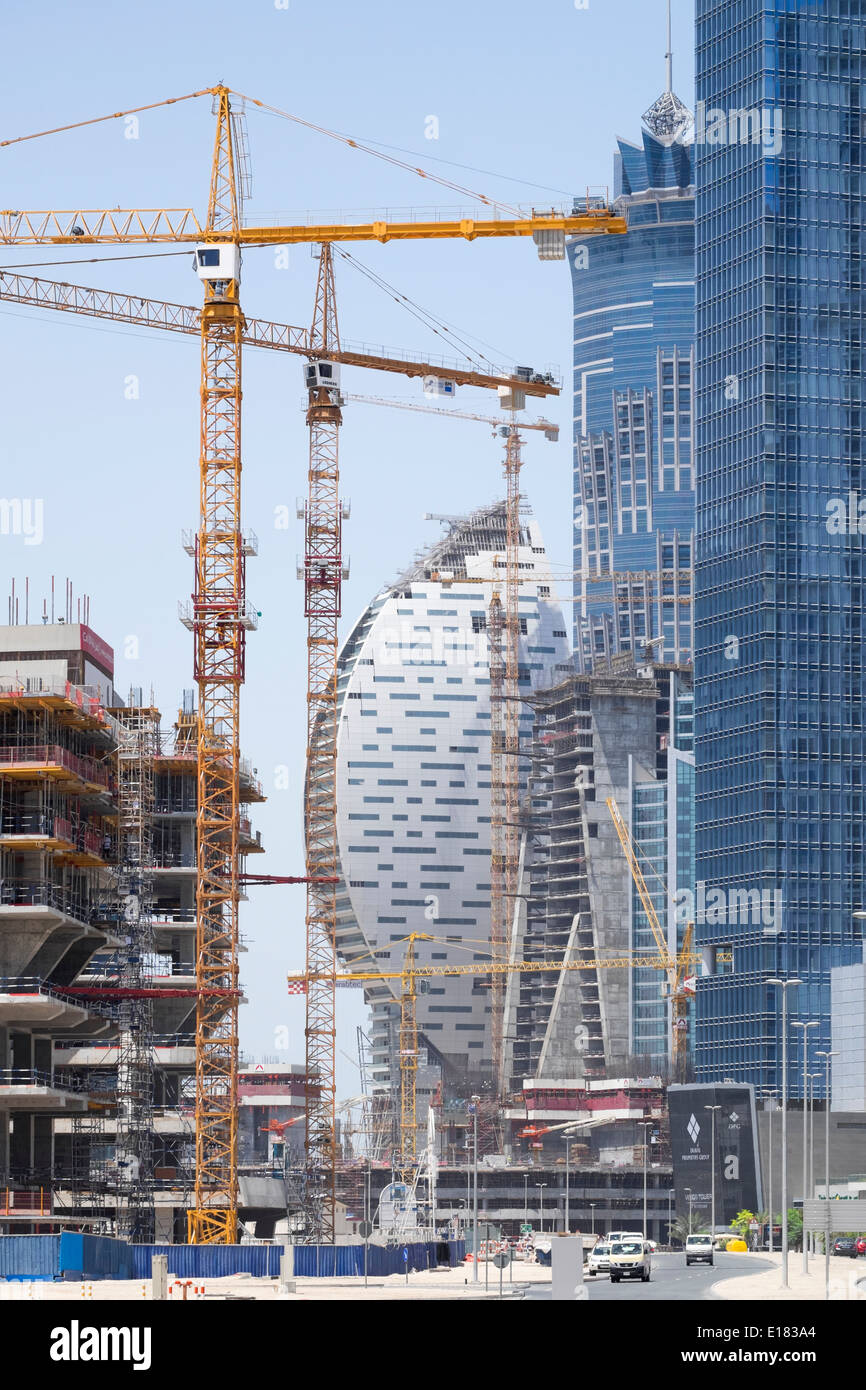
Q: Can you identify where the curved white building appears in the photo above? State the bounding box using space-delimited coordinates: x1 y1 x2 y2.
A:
328 502 571 1128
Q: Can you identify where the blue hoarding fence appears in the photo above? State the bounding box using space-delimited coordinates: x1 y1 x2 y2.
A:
0 1235 463 1281
0 1234 281 1281
292 1239 464 1278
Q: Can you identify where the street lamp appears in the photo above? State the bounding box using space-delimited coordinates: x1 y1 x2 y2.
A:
704 1105 721 1245
469 1095 480 1284
816 1049 839 1301
765 1094 777 1254
792 1019 819 1274
639 1121 653 1240
766 977 802 1288
806 1071 820 1256
537 1182 547 1234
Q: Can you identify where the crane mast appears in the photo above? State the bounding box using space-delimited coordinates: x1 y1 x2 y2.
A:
302 245 343 1243
188 89 247 1244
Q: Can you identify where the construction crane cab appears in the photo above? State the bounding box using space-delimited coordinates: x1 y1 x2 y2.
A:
194 243 241 283
304 359 341 391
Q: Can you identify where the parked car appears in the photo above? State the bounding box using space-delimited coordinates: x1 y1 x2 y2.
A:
856 1237 866 1256
609 1239 652 1284
832 1237 859 1258
586 1242 612 1276
685 1233 715 1267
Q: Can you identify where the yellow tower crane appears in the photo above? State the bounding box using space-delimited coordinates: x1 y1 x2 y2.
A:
2 85 625 1241
606 797 695 1081
288 932 707 1180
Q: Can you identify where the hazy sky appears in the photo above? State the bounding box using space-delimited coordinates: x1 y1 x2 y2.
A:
0 0 695 1099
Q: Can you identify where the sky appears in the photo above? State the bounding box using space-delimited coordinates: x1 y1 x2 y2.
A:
0 0 695 1100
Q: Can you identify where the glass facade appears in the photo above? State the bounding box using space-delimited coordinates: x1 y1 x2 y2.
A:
694 0 866 1096
630 671 695 1068
570 118 695 670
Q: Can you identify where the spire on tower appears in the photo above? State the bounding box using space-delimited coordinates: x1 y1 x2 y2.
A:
642 0 692 142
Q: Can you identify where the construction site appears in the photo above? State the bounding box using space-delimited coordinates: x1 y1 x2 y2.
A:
0 55 705 1289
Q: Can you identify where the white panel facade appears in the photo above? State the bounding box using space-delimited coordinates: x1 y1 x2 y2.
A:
330 504 571 1107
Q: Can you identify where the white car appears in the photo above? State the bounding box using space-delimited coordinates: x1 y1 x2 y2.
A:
586 1241 612 1276
685 1233 715 1267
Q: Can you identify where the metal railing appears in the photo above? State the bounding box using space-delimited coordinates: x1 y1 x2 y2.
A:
0 1186 52 1215
0 743 113 790
0 1067 83 1091
0 881 98 925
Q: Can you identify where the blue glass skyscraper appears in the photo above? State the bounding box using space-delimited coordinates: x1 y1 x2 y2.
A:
569 68 695 670
694 0 866 1097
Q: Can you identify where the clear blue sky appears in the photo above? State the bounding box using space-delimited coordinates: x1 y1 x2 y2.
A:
0 0 694 1099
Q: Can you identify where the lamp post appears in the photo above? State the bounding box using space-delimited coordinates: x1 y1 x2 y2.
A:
792 1020 818 1273
685 1187 693 1235
639 1121 653 1240
766 977 802 1288
668 1188 674 1249
806 1071 820 1256
590 1202 597 1237
470 1095 480 1284
815 1050 838 1301
704 1105 721 1245
537 1182 547 1235
523 1173 528 1230
766 1095 777 1254
564 1141 571 1234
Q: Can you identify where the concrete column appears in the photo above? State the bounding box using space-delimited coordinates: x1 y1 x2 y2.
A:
551 1235 587 1301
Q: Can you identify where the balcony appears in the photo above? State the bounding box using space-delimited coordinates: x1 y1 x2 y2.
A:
0 975 105 1028
0 879 113 930
0 743 114 794
0 1067 91 1112
0 812 114 865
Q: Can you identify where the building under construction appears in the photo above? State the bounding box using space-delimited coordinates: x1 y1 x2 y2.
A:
322 502 572 1155
0 615 265 1238
504 658 694 1095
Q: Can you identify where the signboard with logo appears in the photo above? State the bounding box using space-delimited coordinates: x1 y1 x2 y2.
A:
668 1083 762 1230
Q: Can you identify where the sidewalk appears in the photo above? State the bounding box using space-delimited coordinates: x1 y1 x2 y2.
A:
712 1251 866 1302
0 1257 553 1303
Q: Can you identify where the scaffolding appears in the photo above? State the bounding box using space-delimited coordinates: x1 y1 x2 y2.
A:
112 698 159 1243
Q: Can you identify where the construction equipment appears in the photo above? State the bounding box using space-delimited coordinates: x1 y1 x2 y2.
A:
0 272 562 399
288 932 706 1181
4 84 626 1242
344 394 560 437
606 797 694 1080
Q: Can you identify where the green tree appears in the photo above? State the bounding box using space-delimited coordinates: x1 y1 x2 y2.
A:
787 1208 803 1251
732 1209 755 1240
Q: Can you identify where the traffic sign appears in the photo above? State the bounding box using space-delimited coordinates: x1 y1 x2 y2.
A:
520 1223 532 1235
402 1247 409 1262
493 1251 512 1269
359 1220 373 1238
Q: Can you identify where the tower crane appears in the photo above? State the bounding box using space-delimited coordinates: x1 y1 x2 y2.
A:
3 84 625 1242
1 261 570 1239
606 797 695 1081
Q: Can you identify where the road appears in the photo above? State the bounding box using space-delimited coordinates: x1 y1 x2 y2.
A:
524 1251 772 1301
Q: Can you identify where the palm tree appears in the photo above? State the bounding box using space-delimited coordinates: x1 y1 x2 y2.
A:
668 1215 708 1249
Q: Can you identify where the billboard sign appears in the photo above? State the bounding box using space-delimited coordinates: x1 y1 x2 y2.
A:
668 1083 762 1230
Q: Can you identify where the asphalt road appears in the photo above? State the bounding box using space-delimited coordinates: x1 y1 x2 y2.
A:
524 1251 772 1301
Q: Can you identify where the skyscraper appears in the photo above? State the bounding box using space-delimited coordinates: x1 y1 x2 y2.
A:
694 1 865 1095
327 503 571 1131
570 35 695 671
